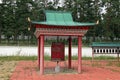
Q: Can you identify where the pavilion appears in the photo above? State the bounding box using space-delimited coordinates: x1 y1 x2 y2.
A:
30 10 97 75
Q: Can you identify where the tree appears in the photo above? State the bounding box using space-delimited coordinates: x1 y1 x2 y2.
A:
76 0 102 42
0 0 119 45
1 0 15 43
101 0 120 41
0 3 4 43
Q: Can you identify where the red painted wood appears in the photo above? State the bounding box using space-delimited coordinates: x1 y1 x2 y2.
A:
78 36 82 73
40 35 44 75
51 42 65 61
34 24 90 38
35 23 91 74
68 37 72 69
35 24 90 30
38 37 40 69
35 30 85 38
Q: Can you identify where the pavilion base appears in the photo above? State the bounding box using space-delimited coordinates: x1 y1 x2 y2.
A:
37 61 78 75
43 68 77 74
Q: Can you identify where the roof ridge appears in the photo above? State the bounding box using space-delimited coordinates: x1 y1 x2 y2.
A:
44 10 72 13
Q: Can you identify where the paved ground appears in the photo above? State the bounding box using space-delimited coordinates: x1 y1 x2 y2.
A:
10 60 120 80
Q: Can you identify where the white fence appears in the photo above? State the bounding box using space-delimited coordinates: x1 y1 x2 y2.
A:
0 46 118 57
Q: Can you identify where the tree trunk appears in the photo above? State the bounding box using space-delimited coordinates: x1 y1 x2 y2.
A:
21 33 24 44
110 36 114 42
0 31 1 43
0 27 1 43
93 35 96 42
7 37 10 45
14 34 18 44
30 35 33 44
28 35 30 46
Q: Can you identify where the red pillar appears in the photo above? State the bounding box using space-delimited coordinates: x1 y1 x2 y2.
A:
78 36 82 73
40 35 44 75
68 36 72 69
38 37 40 69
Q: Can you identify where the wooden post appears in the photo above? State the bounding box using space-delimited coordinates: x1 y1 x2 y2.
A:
78 36 82 73
40 35 44 75
68 36 72 69
38 37 40 69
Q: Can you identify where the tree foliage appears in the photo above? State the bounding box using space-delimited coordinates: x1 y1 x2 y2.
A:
0 0 119 45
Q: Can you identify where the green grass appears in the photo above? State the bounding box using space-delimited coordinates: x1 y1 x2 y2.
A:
116 63 120 67
106 62 113 66
93 56 116 60
67 55 116 60
0 55 51 61
0 55 117 61
65 55 78 60
44 55 51 60
0 56 37 61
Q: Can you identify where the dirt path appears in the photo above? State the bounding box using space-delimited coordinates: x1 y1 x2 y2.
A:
10 60 120 80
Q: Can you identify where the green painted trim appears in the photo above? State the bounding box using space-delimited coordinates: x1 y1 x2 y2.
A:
91 42 120 47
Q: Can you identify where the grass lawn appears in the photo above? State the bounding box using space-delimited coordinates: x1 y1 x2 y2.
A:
0 61 17 80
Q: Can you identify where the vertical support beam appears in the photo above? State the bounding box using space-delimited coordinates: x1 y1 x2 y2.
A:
40 35 44 75
68 36 72 69
78 36 82 73
38 37 40 69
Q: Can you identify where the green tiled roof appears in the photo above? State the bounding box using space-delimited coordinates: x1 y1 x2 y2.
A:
91 42 120 47
32 10 96 26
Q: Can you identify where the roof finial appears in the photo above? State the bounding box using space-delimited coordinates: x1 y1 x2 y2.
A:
27 17 31 22
28 27 30 31
27 17 31 31
96 20 99 25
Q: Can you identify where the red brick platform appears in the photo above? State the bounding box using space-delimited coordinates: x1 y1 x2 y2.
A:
10 60 120 80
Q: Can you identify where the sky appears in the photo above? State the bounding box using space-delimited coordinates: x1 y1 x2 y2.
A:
0 0 2 3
